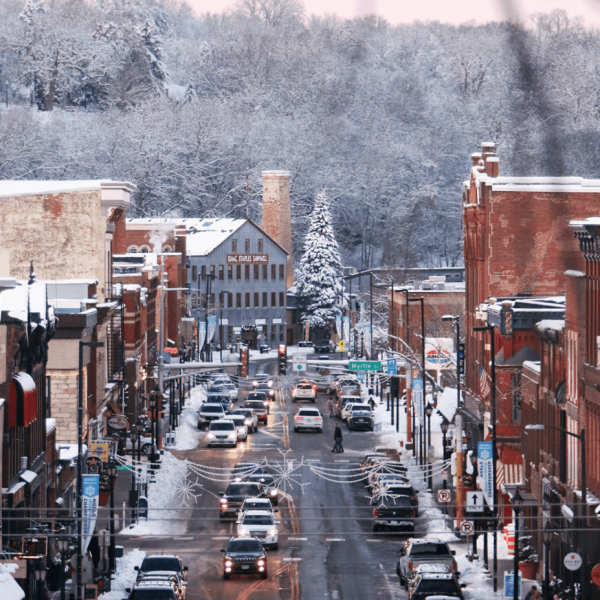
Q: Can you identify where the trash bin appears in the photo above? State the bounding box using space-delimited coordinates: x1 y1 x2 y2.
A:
115 546 124 558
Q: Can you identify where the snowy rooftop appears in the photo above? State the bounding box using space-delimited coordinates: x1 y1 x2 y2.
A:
467 172 600 194
0 179 135 198
186 218 246 256
0 280 51 324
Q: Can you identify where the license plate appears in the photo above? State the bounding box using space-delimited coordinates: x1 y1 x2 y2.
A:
390 520 399 525
358 419 366 422
242 565 250 570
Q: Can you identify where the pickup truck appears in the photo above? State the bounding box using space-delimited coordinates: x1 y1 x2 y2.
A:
396 539 457 591
373 493 415 532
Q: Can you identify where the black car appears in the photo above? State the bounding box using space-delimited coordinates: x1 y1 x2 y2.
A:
221 537 268 579
347 410 375 431
134 555 188 583
219 482 265 519
247 392 270 414
236 473 279 506
315 339 335 353
256 385 276 402
408 573 465 599
373 494 414 532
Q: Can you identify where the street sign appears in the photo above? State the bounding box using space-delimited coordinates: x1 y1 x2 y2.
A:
438 489 451 503
356 373 366 382
466 491 485 512
338 340 346 350
564 552 582 571
348 360 381 372
293 354 307 372
413 377 424 420
460 521 474 535
504 572 522 599
478 441 494 508
387 359 397 375
591 564 600 586
135 464 148 485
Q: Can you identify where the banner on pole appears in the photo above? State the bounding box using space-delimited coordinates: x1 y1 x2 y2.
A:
478 441 494 508
207 316 218 343
82 474 99 554
343 316 350 343
413 377 424 422
198 322 206 348
335 315 342 339
364 323 372 357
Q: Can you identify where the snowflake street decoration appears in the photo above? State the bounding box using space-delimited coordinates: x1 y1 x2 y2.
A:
174 461 202 506
370 480 404 506
267 449 309 495
279 371 300 397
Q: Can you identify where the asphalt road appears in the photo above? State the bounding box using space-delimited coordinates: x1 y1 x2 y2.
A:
121 358 420 600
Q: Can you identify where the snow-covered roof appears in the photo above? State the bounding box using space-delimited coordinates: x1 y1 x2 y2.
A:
57 444 87 461
0 280 50 324
186 218 247 256
0 563 25 600
19 469 37 484
46 417 56 434
536 319 566 333
0 180 135 198
469 171 600 194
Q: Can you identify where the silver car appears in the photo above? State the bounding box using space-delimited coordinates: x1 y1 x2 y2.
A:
224 414 249 441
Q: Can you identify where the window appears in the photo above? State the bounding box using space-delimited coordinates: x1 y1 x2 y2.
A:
271 328 276 342
279 325 284 342
210 293 215 308
262 264 268 279
163 245 172 253
140 245 150 253
279 264 284 280
254 265 259 280
210 265 215 278
258 238 264 252
219 265 224 281
263 325 268 340
245 292 251 308
127 246 138 253
279 292 285 307
201 265 206 280
228 293 233 308
245 265 250 280
271 292 277 307
236 293 242 308
232 239 238 252
227 265 233 281
263 292 268 307
245 239 251 253
236 265 241 280
192 265 197 280
254 292 259 307
271 264 276 280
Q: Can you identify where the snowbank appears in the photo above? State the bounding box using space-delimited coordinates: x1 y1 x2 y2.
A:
98 549 145 600
172 385 206 451
0 563 25 600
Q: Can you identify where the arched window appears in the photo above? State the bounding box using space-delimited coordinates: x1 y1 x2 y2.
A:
163 245 172 253
140 245 150 253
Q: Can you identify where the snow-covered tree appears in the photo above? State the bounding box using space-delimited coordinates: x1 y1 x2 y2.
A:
294 192 342 332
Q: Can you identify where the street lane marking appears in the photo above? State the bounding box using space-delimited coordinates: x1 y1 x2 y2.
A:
287 537 307 541
283 557 302 561
334 460 349 463
176 537 193 540
326 538 345 542
367 539 384 542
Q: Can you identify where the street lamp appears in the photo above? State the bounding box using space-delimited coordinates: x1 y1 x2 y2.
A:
440 418 449 463
425 402 433 490
542 521 552 600
34 556 47 600
129 430 138 522
135 419 144 464
106 460 118 574
511 488 524 600
57 530 69 600
409 297 425 467
149 393 157 464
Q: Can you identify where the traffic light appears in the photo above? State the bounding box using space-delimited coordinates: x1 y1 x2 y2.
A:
278 344 287 375
457 343 465 375
240 346 249 378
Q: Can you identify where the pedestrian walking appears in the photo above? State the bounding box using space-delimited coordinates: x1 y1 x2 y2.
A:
327 396 334 417
332 424 344 453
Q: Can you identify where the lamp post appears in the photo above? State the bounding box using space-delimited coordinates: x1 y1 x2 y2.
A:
34 556 47 600
135 419 144 465
77 340 104 600
106 460 117 574
409 297 425 466
204 273 216 362
440 419 449 526
542 521 552 600
511 488 524 600
149 393 157 464
425 402 433 490
525 423 587 600
57 529 69 600
129 430 137 523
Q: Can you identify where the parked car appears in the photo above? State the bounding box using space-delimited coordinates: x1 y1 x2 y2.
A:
135 555 188 583
347 410 375 431
293 407 323 432
397 539 457 590
207 420 238 448
219 482 265 519
224 414 249 441
197 403 226 430
237 510 280 550
233 408 259 433
243 400 268 425
297 340 314 348
221 537 268 579
373 493 415 532
292 381 317 402
314 339 335 353
123 431 153 455
341 401 371 422
408 573 465 599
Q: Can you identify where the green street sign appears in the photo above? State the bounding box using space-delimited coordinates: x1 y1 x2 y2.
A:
348 360 381 372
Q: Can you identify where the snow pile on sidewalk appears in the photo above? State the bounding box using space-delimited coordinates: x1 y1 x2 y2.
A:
121 452 189 537
0 563 24 600
457 552 504 600
99 549 145 600
172 384 207 451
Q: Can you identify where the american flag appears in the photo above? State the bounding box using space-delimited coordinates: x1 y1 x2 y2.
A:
480 366 491 398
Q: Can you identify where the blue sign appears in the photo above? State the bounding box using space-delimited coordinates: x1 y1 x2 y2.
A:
413 377 424 421
356 373 366 382
387 359 397 375
82 474 99 553
478 441 494 508
504 571 522 598
198 321 206 348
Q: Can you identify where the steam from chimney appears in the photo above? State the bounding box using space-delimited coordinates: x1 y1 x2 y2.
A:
149 230 169 255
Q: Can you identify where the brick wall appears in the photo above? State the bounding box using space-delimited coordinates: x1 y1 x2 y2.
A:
48 369 87 444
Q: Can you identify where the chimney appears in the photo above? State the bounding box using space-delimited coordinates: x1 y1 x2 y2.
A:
481 142 499 177
261 171 294 289
471 153 482 167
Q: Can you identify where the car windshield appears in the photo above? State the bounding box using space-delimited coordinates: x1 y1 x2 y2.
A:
234 410 252 418
298 410 319 416
202 405 224 413
226 484 260 496
227 539 263 553
243 515 274 525
248 475 274 485
248 393 267 400
131 590 176 600
385 492 412 503
352 411 371 417
411 543 451 556
207 395 229 402
246 401 266 409
210 422 235 431
140 557 181 572
417 579 459 594
298 384 312 389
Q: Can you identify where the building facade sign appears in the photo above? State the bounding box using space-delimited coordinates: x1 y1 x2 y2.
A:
227 254 269 264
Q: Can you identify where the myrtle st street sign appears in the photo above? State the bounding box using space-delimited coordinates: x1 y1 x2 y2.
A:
348 360 381 372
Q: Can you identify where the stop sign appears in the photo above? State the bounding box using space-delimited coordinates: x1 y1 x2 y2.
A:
592 564 600 587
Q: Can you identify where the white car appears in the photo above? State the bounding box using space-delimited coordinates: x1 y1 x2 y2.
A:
292 381 317 402
207 420 238 447
237 510 280 550
233 408 258 433
341 402 372 422
239 497 277 517
293 408 323 432
123 432 153 455
225 414 249 441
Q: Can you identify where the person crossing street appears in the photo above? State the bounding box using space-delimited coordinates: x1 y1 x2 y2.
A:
332 424 344 453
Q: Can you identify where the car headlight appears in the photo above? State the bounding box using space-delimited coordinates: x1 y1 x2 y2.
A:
257 559 265 566
269 489 277 496
227 433 236 439
245 419 252 425
239 528 249 536
207 433 215 439
225 560 232 567
220 498 228 505
268 528 277 536
263 401 268 407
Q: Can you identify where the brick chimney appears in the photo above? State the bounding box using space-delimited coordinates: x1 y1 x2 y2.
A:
481 142 499 177
261 171 294 289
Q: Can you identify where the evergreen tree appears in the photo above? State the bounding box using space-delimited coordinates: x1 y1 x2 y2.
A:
294 192 342 331
183 78 197 103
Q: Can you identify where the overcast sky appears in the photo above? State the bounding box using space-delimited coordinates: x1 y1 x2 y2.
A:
186 0 600 27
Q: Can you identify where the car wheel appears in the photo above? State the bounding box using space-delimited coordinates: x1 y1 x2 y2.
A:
254 425 258 433
261 571 268 579
223 573 229 580
369 426 374 432
373 523 379 533
318 428 323 433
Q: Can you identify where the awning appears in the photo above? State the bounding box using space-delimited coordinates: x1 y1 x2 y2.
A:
9 372 37 428
19 470 37 484
496 461 523 488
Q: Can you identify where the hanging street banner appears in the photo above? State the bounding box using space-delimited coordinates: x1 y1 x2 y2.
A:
413 377 424 422
478 441 494 508
364 323 372 357
82 474 99 554
335 315 342 339
343 316 350 343
198 321 206 349
207 315 218 343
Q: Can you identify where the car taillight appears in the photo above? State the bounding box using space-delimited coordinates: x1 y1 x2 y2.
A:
373 509 378 517
312 386 317 391
296 417 304 420
315 417 322 420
